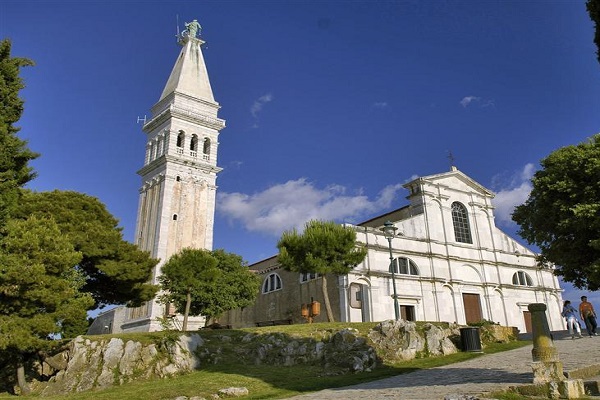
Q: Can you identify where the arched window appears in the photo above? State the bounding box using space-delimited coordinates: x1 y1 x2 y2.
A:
262 273 282 293
390 257 419 275
451 202 473 244
512 271 534 286
190 134 198 154
176 131 185 148
203 138 211 160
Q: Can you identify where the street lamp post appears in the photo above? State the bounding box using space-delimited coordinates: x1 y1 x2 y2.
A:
381 220 400 321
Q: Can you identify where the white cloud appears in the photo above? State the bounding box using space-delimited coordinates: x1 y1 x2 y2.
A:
491 163 535 225
481 99 496 108
460 96 480 108
373 102 388 108
460 95 495 109
250 93 273 118
217 179 404 236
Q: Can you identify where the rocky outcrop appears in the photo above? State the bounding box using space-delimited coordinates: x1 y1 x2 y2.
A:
26 322 513 396
40 335 202 395
368 320 461 361
197 328 379 373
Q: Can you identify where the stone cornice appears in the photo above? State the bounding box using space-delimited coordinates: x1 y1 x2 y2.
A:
137 155 222 176
143 103 226 132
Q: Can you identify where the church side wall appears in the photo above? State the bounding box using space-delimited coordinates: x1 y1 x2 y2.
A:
222 267 341 328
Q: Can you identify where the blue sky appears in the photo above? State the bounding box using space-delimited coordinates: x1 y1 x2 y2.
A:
2 1 600 308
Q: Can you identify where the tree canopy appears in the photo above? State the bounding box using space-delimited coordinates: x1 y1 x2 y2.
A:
277 220 367 321
588 0 600 65
0 39 38 228
512 134 600 290
159 248 260 330
0 216 94 393
196 249 261 322
0 40 160 393
14 190 159 308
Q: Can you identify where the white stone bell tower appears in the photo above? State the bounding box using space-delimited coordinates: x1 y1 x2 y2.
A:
121 26 225 332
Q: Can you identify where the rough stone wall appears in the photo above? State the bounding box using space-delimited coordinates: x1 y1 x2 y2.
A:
39 335 202 395
368 320 460 361
24 322 514 395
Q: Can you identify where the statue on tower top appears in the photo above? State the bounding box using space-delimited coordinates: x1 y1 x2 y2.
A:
183 19 202 39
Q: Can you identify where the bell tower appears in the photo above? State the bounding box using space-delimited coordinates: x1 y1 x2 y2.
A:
122 22 225 332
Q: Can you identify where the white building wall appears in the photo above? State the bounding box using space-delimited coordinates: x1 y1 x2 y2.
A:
343 169 564 334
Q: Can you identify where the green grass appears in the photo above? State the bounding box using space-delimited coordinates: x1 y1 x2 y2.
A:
0 337 530 400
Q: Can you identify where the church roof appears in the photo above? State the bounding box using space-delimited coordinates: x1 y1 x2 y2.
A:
404 166 495 197
159 38 215 103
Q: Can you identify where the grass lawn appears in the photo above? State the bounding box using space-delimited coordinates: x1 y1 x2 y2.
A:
0 335 530 400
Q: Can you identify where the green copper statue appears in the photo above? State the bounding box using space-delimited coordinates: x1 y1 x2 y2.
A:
184 19 201 38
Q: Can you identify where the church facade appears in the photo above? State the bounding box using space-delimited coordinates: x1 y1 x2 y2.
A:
222 168 564 334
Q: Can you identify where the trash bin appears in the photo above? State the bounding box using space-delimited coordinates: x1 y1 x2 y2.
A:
460 327 482 352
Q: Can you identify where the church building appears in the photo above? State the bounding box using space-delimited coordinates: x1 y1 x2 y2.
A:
222 167 564 334
89 23 564 335
88 21 224 334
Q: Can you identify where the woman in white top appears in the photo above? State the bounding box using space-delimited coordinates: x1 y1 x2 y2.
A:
562 300 583 339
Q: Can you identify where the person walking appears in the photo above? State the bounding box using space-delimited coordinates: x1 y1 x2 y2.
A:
562 300 583 339
579 295 598 337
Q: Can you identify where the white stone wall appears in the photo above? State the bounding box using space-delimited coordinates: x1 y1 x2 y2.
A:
341 170 564 333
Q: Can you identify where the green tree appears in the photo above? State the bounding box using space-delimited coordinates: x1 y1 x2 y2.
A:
0 216 94 394
194 249 260 325
588 0 600 65
512 134 600 290
277 220 367 322
159 248 220 331
0 39 38 228
15 190 159 308
0 39 155 393
159 249 260 330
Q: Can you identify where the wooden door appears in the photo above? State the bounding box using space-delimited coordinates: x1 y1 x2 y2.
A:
523 311 532 333
400 305 416 321
462 293 483 324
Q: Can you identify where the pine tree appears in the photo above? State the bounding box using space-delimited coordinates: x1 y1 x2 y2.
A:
0 39 38 228
0 216 94 394
513 134 600 290
588 0 600 65
277 220 367 322
16 190 159 308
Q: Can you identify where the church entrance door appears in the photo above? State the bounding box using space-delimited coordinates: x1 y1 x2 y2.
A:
462 293 483 324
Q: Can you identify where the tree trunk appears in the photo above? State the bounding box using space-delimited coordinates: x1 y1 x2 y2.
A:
321 274 335 322
16 357 31 395
183 291 191 331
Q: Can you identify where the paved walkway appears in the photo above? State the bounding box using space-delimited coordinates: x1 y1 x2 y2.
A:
290 331 600 400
